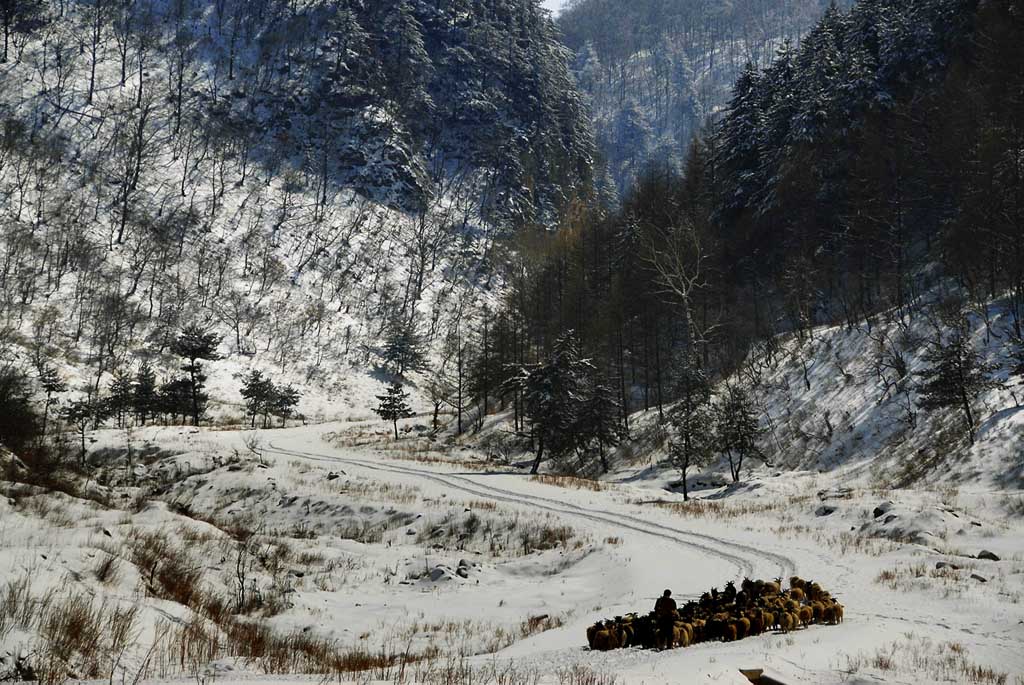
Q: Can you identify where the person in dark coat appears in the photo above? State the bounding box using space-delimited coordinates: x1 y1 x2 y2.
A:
654 589 677 649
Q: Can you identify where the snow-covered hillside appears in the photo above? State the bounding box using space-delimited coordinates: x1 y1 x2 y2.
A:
0 0 595 428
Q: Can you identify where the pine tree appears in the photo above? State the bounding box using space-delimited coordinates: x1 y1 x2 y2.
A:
270 384 300 427
0 365 40 453
133 362 157 426
170 325 222 426
240 369 275 428
37 363 67 437
714 383 763 483
374 382 414 439
576 380 624 473
917 327 1001 444
514 332 595 474
382 316 427 377
108 369 134 429
667 354 714 500
157 377 193 425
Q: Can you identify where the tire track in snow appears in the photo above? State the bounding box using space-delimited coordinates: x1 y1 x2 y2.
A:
266 442 796 581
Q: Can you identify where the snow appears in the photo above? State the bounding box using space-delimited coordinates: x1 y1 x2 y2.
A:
3 416 1022 684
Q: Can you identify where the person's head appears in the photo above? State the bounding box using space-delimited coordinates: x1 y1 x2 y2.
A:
663 589 672 597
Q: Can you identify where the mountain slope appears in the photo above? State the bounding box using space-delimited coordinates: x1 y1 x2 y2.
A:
559 0 849 194
0 0 596 426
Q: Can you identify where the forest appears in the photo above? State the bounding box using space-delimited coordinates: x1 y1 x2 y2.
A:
463 0 1024 480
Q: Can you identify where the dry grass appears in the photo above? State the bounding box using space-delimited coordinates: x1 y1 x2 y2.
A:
770 524 901 557
838 633 1009 684
530 474 607 492
0 574 139 684
637 495 814 520
416 511 581 557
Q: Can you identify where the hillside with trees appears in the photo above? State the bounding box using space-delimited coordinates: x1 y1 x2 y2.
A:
559 0 851 195
0 0 595 447
480 0 1024 482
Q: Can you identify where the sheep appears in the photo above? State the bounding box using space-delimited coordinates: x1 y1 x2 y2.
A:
811 601 826 623
779 611 798 633
586 622 601 649
798 605 813 627
789 587 806 602
724 622 738 642
789 576 807 591
736 616 751 640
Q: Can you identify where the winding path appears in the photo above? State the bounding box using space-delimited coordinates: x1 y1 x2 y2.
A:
265 440 797 584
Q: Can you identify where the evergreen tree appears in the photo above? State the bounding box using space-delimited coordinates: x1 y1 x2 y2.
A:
37 363 67 438
667 354 714 500
917 325 1001 444
576 380 625 473
514 332 595 474
374 382 414 439
0 365 40 453
382 316 427 377
133 362 157 426
170 325 222 426
240 369 276 428
714 383 764 483
108 369 134 429
157 377 193 425
270 384 300 427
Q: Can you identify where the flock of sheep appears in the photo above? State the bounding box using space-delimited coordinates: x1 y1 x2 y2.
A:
586 576 844 651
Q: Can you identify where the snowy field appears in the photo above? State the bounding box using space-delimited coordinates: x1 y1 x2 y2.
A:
3 417 1022 685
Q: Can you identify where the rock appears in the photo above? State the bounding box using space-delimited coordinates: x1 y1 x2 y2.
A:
936 562 960 571
458 559 470 568
405 529 416 536
977 550 1000 561
883 514 898 524
815 505 837 517
429 566 452 582
873 501 895 518
970 573 988 583
456 567 470 578
327 473 340 481
971 521 982 527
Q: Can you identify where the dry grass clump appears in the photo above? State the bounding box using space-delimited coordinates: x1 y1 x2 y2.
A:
640 494 812 521
530 474 606 492
418 511 580 557
839 634 1009 684
0 574 139 684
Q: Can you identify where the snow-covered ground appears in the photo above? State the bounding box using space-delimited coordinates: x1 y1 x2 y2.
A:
3 417 1022 685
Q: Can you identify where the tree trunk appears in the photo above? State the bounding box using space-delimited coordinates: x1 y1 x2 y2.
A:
530 435 544 474
393 419 399 440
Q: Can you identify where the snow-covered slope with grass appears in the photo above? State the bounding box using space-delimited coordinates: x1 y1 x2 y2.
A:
2 420 1022 684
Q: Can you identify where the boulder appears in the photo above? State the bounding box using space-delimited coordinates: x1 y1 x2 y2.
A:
815 505 837 517
873 501 895 518
970 573 988 583
977 550 1000 562
429 566 451 582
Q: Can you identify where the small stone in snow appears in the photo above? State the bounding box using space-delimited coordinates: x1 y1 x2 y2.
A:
815 505 837 517
970 573 988 583
883 514 898 524
936 562 960 571
977 550 1000 561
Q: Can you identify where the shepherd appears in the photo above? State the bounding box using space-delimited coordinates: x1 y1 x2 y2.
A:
654 589 677 649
